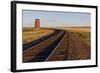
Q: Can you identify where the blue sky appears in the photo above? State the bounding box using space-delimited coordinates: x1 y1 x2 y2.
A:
23 10 91 27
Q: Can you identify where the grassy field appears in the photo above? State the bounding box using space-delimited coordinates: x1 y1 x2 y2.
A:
60 27 90 32
23 27 91 44
23 27 55 44
73 32 91 44
23 27 33 32
61 27 91 44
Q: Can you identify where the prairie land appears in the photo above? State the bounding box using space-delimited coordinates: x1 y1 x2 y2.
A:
23 27 55 44
23 27 91 44
54 27 90 32
23 27 91 62
62 27 91 44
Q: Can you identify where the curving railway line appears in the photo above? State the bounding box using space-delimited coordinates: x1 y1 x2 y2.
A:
23 30 90 63
23 29 61 51
45 32 90 61
23 30 65 62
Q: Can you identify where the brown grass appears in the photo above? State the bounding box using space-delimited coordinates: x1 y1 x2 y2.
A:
63 27 90 32
23 28 55 44
58 27 91 44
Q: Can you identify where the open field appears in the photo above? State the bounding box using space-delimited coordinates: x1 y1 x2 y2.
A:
22 27 91 62
53 27 90 32
47 27 91 44
23 27 55 44
65 27 90 32
58 27 91 44
73 32 90 44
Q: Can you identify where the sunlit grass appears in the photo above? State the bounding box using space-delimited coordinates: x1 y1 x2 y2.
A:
22 27 54 44
74 32 91 43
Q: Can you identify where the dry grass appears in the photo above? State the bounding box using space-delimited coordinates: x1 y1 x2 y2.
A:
63 27 91 44
23 28 55 44
63 27 90 32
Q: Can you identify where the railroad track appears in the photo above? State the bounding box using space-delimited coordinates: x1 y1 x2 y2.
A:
46 32 90 61
23 30 61 51
23 31 90 63
45 32 69 61
23 30 65 62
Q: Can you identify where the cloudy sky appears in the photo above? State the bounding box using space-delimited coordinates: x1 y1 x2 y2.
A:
23 10 91 27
